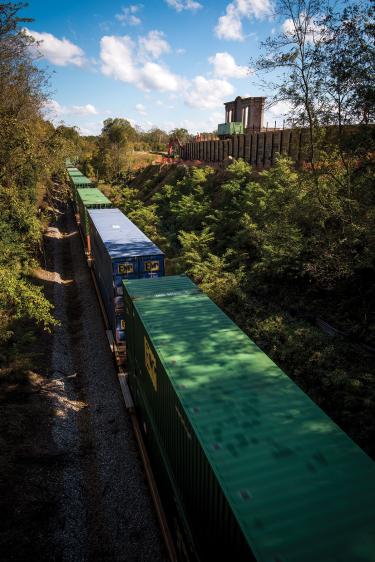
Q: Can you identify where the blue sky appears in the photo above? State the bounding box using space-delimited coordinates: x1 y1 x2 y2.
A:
24 0 290 135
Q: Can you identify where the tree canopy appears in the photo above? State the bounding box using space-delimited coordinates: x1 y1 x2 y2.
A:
0 3 72 344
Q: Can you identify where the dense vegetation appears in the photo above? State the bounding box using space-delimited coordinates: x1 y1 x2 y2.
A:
0 4 74 353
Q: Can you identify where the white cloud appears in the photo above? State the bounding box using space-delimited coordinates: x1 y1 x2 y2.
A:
282 15 322 43
43 99 63 116
208 52 248 79
78 122 104 136
116 4 142 26
25 28 86 66
174 110 223 133
71 104 98 115
139 62 180 91
215 0 273 41
215 4 243 41
43 100 99 117
135 103 147 116
281 18 294 34
139 30 170 59
185 76 234 109
100 35 138 82
268 100 293 116
176 48 186 55
237 0 273 20
100 34 181 92
265 100 293 124
165 0 202 12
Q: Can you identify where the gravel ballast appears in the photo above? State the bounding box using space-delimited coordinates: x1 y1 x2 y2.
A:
44 203 167 561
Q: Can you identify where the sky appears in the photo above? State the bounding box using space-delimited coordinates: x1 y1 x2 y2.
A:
23 0 291 135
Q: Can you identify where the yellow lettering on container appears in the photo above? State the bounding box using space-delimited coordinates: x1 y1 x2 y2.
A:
144 261 160 272
119 263 134 274
144 336 157 391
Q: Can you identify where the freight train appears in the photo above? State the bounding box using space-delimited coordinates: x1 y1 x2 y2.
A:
66 164 375 562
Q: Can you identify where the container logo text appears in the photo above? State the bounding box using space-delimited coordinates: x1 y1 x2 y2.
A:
144 337 157 391
119 263 134 274
144 260 160 272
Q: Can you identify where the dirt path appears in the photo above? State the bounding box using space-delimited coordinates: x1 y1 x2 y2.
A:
0 202 167 562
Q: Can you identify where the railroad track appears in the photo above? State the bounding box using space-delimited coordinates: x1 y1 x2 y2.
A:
75 204 177 562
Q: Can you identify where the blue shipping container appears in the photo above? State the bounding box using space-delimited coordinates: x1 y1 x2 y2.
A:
88 208 165 343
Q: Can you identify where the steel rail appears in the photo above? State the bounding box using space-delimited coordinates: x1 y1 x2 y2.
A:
72 200 178 562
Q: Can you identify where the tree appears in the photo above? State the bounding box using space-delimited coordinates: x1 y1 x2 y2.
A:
255 1 374 155
94 118 137 179
143 127 168 150
255 0 324 166
0 2 65 342
169 127 192 144
320 2 375 130
179 229 244 306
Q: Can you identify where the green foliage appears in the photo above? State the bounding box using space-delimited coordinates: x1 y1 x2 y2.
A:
169 127 192 143
0 183 58 344
239 158 305 277
154 166 213 248
143 127 169 151
0 268 56 343
0 3 69 345
92 118 138 180
321 2 375 127
179 229 244 306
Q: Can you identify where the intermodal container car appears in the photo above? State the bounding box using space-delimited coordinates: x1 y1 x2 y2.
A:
123 274 375 562
88 208 164 344
70 175 93 187
75 188 112 254
66 168 84 179
67 168 83 175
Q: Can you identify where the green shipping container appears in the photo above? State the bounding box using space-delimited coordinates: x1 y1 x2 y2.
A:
68 170 84 177
69 175 94 202
123 275 375 562
218 122 244 136
76 187 112 238
70 175 93 186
